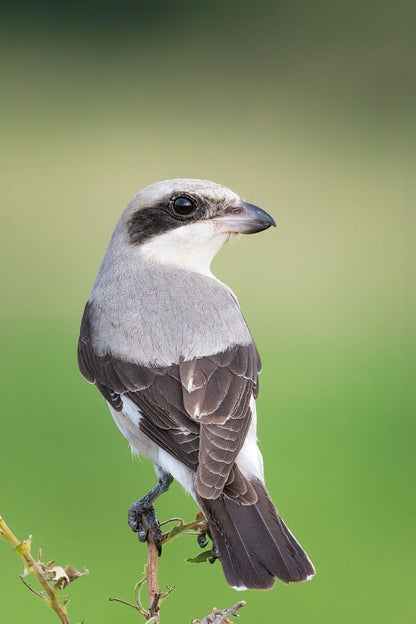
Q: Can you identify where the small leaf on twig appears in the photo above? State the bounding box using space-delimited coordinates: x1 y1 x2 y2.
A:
65 565 89 584
164 521 184 540
186 550 212 564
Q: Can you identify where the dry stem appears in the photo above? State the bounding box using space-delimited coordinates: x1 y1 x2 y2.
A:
194 601 246 624
0 515 71 624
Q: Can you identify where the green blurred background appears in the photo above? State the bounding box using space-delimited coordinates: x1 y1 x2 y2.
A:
1 1 414 622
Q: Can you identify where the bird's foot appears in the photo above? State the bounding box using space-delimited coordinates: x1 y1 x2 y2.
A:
128 503 163 553
197 526 209 549
127 473 173 555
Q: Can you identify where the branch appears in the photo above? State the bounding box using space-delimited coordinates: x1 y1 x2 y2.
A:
0 515 87 624
143 512 162 623
110 510 247 623
193 601 246 624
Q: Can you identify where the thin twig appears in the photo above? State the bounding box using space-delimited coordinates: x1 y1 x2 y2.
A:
161 513 207 546
0 516 71 624
19 574 44 599
108 597 142 611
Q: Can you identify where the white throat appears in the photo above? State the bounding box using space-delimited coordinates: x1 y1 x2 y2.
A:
138 221 228 276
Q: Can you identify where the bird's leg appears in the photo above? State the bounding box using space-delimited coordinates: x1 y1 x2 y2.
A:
209 537 219 564
128 472 173 554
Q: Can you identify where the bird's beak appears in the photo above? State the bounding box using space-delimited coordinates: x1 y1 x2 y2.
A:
213 202 276 234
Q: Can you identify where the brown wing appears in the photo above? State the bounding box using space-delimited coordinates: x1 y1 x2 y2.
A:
78 302 261 503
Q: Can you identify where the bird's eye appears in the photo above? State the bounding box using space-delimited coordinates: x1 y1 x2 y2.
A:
170 196 196 217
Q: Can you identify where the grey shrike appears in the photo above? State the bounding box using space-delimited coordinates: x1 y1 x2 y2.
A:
78 178 315 590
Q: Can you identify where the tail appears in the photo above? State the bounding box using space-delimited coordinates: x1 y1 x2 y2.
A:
198 479 315 590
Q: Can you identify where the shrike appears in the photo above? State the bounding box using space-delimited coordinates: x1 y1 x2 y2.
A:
78 179 315 590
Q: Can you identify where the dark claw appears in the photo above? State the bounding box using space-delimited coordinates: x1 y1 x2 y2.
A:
128 506 140 533
197 529 209 549
137 518 147 543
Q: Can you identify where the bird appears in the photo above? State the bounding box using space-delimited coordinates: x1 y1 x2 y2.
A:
78 178 315 590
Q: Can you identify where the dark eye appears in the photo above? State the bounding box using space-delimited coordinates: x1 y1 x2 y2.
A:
171 196 196 217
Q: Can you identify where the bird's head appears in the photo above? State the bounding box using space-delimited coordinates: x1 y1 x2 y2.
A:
115 179 276 275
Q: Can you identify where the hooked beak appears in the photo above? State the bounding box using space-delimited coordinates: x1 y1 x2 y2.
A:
213 201 276 234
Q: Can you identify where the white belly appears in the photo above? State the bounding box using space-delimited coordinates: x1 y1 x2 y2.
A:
108 396 196 497
108 396 160 462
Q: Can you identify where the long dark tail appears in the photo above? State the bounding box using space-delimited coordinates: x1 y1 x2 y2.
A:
198 479 315 590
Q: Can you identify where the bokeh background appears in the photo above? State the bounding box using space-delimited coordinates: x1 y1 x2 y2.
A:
1 1 414 622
